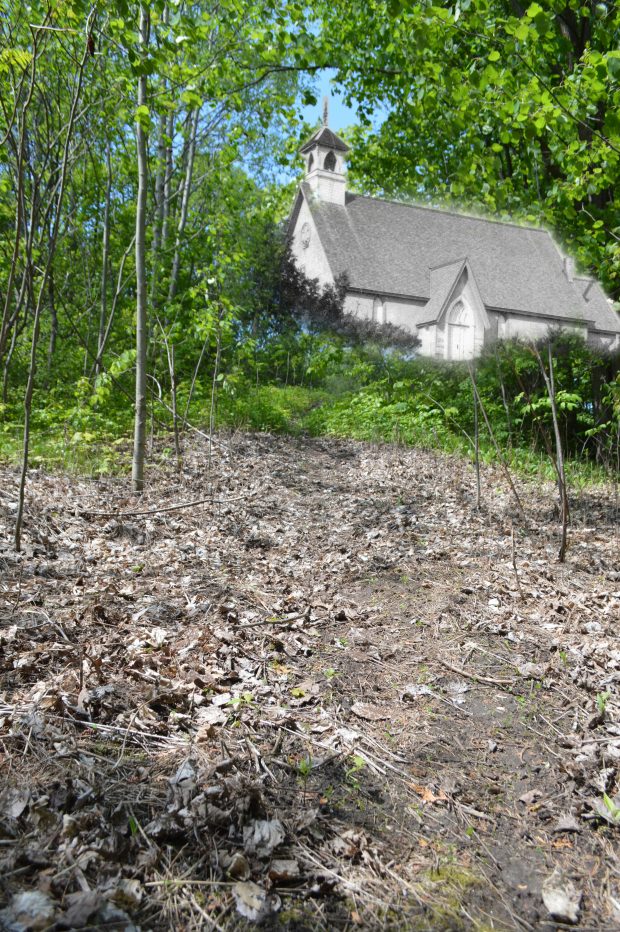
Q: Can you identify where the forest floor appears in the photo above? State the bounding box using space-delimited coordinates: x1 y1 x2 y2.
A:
1 432 619 931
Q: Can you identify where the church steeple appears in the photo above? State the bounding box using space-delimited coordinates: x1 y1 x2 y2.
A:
299 101 349 206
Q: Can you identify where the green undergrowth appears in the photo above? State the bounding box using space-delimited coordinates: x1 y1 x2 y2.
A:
1 378 616 489
1 334 618 490
300 383 616 488
212 383 329 434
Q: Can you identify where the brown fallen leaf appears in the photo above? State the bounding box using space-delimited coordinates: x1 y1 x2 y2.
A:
411 784 449 804
350 702 390 721
268 859 300 882
553 813 581 834
542 868 582 924
232 882 280 923
227 852 251 880
243 819 286 857
0 891 55 931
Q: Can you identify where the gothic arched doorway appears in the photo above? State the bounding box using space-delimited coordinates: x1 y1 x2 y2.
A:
447 299 474 360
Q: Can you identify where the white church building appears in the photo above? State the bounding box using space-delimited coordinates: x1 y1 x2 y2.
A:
288 119 620 360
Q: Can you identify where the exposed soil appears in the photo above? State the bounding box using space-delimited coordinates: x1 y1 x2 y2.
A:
1 433 619 930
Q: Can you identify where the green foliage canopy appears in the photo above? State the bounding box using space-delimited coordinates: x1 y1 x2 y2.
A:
313 0 620 295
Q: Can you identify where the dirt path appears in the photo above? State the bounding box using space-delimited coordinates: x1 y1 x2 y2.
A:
1 433 619 930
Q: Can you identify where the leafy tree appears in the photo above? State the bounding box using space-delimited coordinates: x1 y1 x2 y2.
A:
314 0 620 296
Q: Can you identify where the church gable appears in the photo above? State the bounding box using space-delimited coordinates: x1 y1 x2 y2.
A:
289 189 335 289
417 260 490 360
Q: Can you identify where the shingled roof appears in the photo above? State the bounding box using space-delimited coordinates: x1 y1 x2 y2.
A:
299 126 350 154
295 184 620 333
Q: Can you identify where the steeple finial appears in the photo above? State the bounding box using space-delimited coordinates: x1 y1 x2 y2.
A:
322 95 329 127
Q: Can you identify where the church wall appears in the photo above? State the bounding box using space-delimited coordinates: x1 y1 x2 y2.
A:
344 293 602 358
387 297 431 329
290 199 334 289
344 293 374 319
494 311 588 344
417 325 436 355
344 293 427 328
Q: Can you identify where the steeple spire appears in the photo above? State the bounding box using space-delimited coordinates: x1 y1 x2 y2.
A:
322 95 329 127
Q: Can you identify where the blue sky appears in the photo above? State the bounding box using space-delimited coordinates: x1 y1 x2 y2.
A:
300 69 359 132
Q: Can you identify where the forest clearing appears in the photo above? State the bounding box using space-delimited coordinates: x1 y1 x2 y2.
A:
1 432 619 930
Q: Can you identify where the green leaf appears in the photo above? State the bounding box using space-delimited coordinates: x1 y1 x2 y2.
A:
488 50 500 62
607 53 620 80
514 22 530 41
134 105 151 129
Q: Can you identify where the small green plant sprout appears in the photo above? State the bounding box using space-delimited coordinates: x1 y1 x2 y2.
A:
228 692 255 709
297 756 312 780
297 755 313 803
559 649 568 666
324 667 338 679
596 691 611 715
602 793 620 823
346 754 366 789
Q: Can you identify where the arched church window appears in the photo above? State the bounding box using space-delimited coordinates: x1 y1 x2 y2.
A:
324 151 336 171
448 300 470 325
308 153 314 172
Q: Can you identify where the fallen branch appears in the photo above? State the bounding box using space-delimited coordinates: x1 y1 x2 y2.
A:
80 493 244 518
436 657 516 687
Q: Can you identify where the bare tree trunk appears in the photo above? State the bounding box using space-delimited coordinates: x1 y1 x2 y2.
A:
132 5 150 493
182 329 211 427
96 139 112 378
468 363 481 510
149 112 166 312
207 318 222 481
14 20 93 550
161 110 174 257
532 343 570 562
91 234 136 378
149 4 169 315
471 377 525 520
0 22 42 365
494 347 512 446
2 322 19 403
170 343 181 468
45 267 57 386
158 320 182 468
167 107 198 304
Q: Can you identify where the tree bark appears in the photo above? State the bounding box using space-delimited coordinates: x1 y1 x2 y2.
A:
132 5 150 493
96 139 112 378
167 107 198 304
532 343 570 562
471 377 525 520
0 23 41 365
468 362 481 510
45 266 57 386
14 17 93 550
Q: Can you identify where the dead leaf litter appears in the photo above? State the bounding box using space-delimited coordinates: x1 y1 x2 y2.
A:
1 432 619 929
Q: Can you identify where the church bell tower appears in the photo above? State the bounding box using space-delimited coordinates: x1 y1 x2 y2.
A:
299 98 349 206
